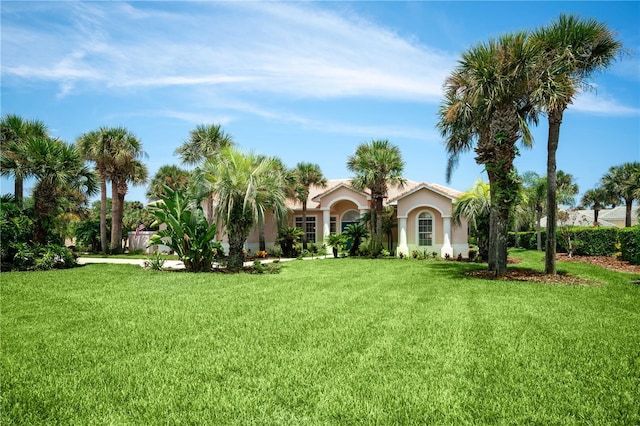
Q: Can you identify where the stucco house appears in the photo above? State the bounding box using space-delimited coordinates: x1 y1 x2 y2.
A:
242 178 469 258
540 205 639 228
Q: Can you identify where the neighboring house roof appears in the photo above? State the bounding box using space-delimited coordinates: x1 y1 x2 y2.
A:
540 210 618 228
599 205 639 222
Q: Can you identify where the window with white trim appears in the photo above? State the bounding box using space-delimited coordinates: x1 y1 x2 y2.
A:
295 216 316 243
418 212 433 246
330 216 337 234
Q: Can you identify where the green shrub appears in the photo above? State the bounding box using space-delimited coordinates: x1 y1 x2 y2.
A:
276 227 304 258
148 185 221 273
618 226 640 265
144 252 166 271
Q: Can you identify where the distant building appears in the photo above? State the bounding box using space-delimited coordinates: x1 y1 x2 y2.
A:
541 205 639 228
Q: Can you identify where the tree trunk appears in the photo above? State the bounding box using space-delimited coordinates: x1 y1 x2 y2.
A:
14 177 23 208
100 178 108 253
302 201 308 250
110 179 127 254
494 205 510 276
594 206 600 225
227 225 247 271
488 192 498 272
625 199 632 227
32 184 51 246
545 111 562 275
206 194 214 224
536 207 542 251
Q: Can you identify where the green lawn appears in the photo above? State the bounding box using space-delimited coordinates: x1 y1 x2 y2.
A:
2 250 639 425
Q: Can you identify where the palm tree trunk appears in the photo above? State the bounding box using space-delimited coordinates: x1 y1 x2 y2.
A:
545 111 562 275
625 199 632 227
302 201 308 250
494 205 510 276
100 178 108 253
536 207 542 251
227 225 246 271
206 194 214 224
594 205 600 225
33 183 52 245
14 177 23 208
110 180 125 254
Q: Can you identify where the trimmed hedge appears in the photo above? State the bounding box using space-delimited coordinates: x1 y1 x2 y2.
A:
618 226 640 265
509 226 637 263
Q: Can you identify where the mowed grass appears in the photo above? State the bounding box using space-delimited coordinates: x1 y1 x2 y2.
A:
2 250 639 425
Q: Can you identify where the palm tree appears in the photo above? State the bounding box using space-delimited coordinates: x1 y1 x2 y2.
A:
77 128 111 253
347 139 405 257
0 114 49 206
146 164 191 201
521 172 547 250
292 162 327 250
452 179 491 261
438 32 538 276
601 162 640 227
175 123 234 224
531 14 622 274
21 137 97 244
342 222 369 257
204 147 288 271
102 127 148 254
580 186 615 225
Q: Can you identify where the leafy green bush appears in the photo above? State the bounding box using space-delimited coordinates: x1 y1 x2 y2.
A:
277 227 304 258
33 244 76 270
618 226 640 265
343 223 369 256
148 186 221 273
325 234 347 258
510 227 618 256
144 252 166 271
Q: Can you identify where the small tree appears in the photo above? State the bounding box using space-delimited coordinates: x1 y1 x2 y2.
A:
325 233 347 258
276 227 304 258
148 185 221 273
342 223 369 257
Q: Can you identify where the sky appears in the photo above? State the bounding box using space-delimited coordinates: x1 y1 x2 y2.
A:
2 1 639 205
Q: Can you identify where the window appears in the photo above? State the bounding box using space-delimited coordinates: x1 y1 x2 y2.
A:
418 212 433 246
295 216 316 243
330 216 337 234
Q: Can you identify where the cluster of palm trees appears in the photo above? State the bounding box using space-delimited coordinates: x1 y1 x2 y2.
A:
76 127 148 254
581 162 640 227
438 14 622 276
1 115 98 246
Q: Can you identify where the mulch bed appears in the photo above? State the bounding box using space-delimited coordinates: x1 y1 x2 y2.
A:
465 254 640 286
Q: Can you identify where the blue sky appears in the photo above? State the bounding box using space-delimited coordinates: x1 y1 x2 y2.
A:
2 1 639 204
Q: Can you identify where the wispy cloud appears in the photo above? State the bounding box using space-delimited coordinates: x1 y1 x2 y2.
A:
572 91 640 116
1 1 454 102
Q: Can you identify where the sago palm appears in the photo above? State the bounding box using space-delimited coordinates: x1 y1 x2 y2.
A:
452 179 491 261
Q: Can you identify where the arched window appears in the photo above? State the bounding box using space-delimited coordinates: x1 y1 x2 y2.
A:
418 211 433 246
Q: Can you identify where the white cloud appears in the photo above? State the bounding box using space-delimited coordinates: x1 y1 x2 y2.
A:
571 91 640 116
1 1 454 102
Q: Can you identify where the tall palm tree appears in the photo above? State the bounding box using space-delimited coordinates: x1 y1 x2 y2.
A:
601 162 640 227
104 127 147 254
292 162 327 250
531 14 622 274
204 147 288 271
347 139 405 257
452 179 491 261
438 32 538 276
0 114 49 206
146 164 191 201
21 136 97 244
175 123 234 224
580 186 615 225
77 128 111 253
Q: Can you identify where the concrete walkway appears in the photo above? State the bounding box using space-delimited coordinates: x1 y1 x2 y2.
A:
77 255 332 270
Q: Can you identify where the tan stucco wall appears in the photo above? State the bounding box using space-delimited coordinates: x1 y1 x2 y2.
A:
318 186 368 210
396 188 452 218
